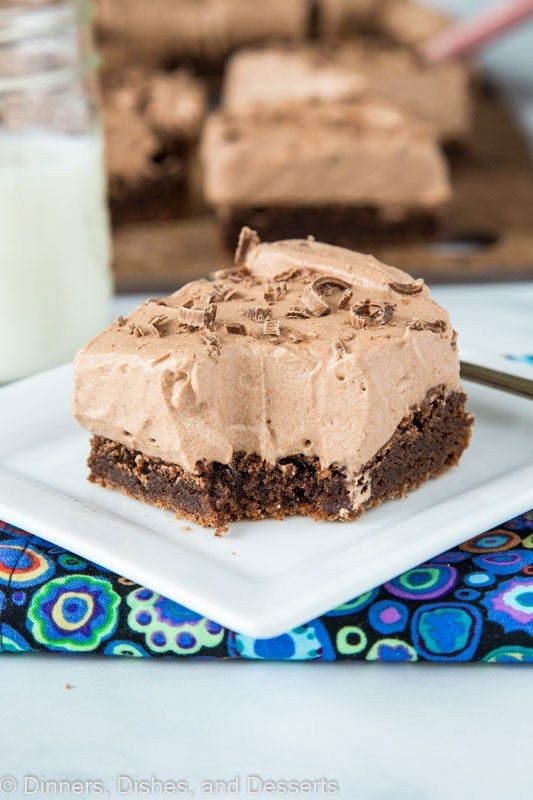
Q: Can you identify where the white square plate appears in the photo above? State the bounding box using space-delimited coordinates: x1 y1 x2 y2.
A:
0 358 532 638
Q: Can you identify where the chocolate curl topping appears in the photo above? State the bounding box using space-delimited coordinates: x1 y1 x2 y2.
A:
332 337 348 359
388 278 425 295
288 329 307 343
263 281 287 304
212 267 248 283
201 330 221 347
147 314 167 337
234 226 261 266
350 299 396 329
129 323 146 337
286 305 312 319
408 318 447 333
210 283 240 302
200 330 221 359
262 319 281 337
176 303 217 330
212 282 227 298
225 322 247 335
273 267 310 282
244 306 272 322
338 288 353 310
451 329 458 350
301 276 351 317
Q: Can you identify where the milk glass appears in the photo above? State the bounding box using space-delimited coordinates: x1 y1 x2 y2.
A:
0 0 111 383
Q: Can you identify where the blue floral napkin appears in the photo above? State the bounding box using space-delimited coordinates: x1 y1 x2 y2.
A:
0 513 532 662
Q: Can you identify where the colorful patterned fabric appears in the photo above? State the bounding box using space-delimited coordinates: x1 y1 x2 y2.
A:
0 514 532 662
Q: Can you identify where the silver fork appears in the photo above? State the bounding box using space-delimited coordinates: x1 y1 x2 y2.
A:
460 361 533 400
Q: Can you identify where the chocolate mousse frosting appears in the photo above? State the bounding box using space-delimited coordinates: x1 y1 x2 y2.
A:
224 44 471 145
73 235 461 507
202 100 451 211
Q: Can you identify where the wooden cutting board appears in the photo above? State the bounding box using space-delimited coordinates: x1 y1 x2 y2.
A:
114 86 533 293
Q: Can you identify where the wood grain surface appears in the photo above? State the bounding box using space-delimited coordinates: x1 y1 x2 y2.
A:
113 87 533 293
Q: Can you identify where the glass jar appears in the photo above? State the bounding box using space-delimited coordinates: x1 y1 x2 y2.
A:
0 0 111 383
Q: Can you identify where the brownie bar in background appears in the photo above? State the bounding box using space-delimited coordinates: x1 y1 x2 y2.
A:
104 68 206 224
201 101 452 249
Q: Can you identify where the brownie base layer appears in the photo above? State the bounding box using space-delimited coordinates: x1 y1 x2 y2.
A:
109 143 196 225
87 388 472 533
218 204 444 251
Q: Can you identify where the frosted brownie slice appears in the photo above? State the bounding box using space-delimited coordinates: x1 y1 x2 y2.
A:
224 44 471 148
97 0 308 68
73 230 472 533
104 68 206 224
201 99 452 248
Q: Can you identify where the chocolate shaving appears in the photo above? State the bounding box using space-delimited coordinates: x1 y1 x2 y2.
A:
286 305 312 319
262 319 281 337
263 281 287 304
129 323 146 337
332 337 348 359
201 330 221 359
147 314 167 337
350 299 396 329
148 297 169 306
212 283 227 298
288 329 309 343
201 330 220 346
273 267 309 282
116 316 127 328
408 318 447 333
301 276 351 317
225 322 247 336
234 226 261 266
451 329 458 350
199 292 216 306
222 287 240 301
213 267 249 284
244 305 272 323
388 278 425 295
338 289 353 310
176 303 217 330
210 284 240 302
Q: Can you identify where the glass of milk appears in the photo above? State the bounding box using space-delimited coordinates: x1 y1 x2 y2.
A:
0 0 112 383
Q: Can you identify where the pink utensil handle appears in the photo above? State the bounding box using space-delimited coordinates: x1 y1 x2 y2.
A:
421 0 533 64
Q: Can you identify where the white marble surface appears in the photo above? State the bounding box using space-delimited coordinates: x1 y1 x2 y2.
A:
1 657 532 800
2 3 533 798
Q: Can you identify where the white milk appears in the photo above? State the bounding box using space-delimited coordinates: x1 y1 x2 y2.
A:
0 130 112 383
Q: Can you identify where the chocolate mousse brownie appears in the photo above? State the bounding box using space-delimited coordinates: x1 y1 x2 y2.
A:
97 0 309 69
224 43 471 148
104 68 206 224
74 230 472 533
201 100 452 248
